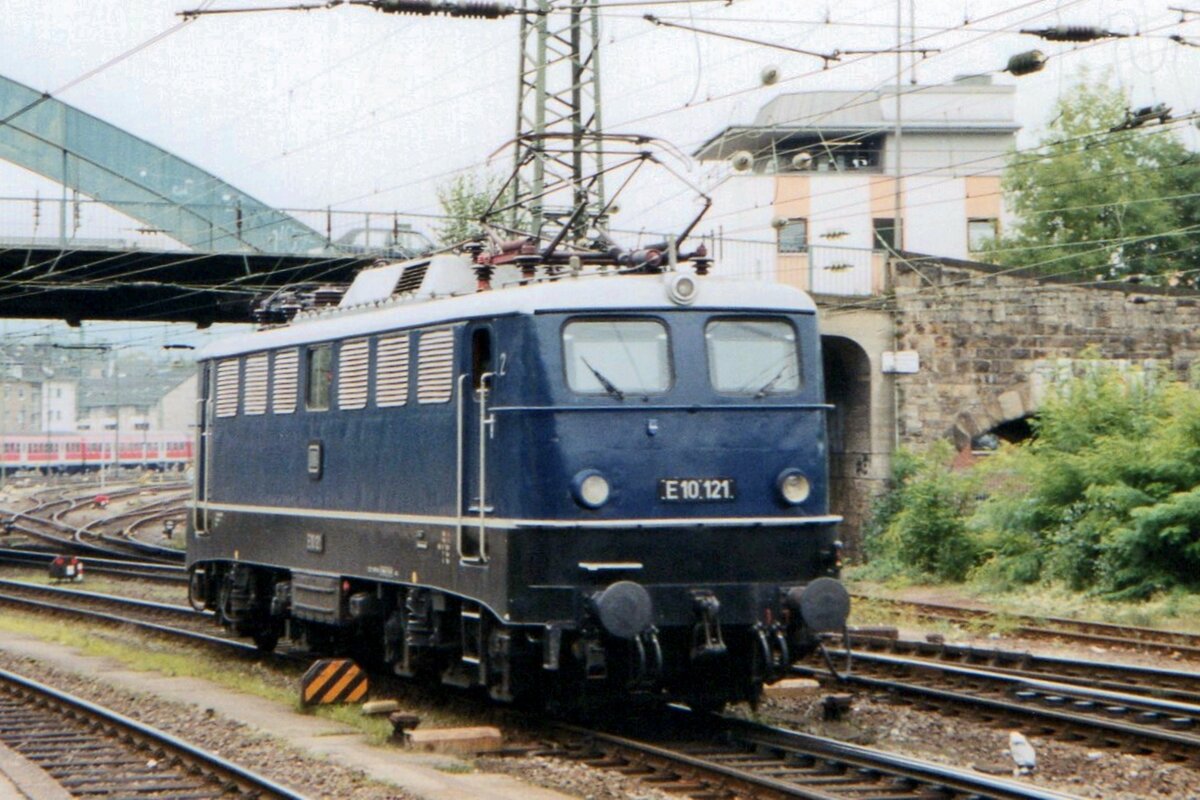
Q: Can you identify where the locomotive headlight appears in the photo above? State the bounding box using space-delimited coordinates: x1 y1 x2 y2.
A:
777 469 811 505
573 469 611 509
666 273 699 305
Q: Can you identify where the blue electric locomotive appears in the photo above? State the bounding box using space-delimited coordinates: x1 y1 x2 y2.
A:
187 252 848 708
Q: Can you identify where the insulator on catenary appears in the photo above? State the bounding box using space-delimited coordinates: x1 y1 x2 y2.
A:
1005 50 1046 76
365 0 515 18
1020 25 1120 42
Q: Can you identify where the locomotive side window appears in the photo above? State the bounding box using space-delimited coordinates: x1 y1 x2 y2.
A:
243 354 269 415
338 339 370 410
215 359 240 418
705 318 801 396
375 333 410 407
417 329 455 404
306 344 333 411
562 319 671 396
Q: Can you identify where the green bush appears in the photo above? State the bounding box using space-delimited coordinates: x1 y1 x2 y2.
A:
865 443 980 582
865 362 1200 597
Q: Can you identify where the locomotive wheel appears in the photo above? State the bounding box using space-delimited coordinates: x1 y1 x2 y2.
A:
252 627 280 653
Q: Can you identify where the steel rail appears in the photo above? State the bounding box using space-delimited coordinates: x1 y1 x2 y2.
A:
80 496 188 561
551 706 1080 800
846 633 1200 704
0 577 205 622
0 665 309 799
0 546 187 582
855 594 1200 658
0 580 1082 799
0 587 259 653
798 650 1200 763
0 484 187 562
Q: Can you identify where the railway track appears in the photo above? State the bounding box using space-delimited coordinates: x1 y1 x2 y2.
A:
0 664 307 799
550 707 1078 800
0 546 187 582
857 594 1200 659
0 578 1088 798
846 633 1200 704
797 649 1200 764
0 482 187 563
0 578 259 654
78 492 188 561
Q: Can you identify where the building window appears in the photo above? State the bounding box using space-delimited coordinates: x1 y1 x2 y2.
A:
306 344 333 411
777 218 808 253
968 218 999 252
872 218 900 252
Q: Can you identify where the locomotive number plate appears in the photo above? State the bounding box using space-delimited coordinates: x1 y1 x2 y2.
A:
658 478 736 502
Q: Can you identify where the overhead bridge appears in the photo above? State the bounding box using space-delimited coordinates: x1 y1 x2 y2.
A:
0 73 407 324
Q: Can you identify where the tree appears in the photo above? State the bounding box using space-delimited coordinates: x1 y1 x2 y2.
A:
435 173 504 248
984 73 1200 285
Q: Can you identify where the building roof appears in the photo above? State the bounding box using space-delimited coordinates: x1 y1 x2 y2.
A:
78 366 193 410
694 80 1019 161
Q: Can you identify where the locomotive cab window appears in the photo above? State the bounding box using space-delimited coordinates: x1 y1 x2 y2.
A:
306 344 333 411
563 319 671 397
705 318 801 396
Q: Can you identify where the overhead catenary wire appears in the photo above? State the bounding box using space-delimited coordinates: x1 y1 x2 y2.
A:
4 0 1195 316
311 0 1080 214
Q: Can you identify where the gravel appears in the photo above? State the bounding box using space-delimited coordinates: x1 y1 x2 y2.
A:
0 650 414 800
760 690 1200 799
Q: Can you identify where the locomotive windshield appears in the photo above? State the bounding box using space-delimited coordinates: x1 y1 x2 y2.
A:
563 319 671 397
705 318 801 396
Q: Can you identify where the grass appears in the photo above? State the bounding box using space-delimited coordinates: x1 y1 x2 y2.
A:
0 610 299 701
0 607 494 744
846 573 1200 635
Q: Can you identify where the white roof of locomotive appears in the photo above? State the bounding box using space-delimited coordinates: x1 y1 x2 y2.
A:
200 257 818 360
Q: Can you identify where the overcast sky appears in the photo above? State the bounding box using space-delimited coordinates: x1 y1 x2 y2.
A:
0 0 1197 346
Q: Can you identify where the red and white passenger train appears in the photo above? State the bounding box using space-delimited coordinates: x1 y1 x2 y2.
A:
0 433 193 472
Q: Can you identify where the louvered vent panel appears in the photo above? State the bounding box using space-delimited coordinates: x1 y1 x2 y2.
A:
215 359 240 418
243 354 269 415
375 334 410 407
395 263 428 295
417 329 455 404
338 339 370 410
273 349 299 414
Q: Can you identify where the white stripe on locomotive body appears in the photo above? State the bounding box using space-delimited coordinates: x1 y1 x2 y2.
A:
191 499 841 529
199 267 819 361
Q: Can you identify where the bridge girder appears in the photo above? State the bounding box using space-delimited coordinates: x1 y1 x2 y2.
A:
0 73 328 255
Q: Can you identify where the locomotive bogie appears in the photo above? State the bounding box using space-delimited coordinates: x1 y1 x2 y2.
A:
188 262 849 708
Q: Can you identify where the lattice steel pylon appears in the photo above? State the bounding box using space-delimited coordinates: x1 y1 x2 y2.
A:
510 0 606 242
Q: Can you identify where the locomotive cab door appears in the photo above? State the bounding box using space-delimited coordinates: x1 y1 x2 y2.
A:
458 324 495 562
193 361 213 535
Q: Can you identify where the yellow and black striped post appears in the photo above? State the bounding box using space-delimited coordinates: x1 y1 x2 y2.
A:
300 658 369 706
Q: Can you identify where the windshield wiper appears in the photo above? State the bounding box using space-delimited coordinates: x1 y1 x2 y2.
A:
581 357 624 400
754 365 790 399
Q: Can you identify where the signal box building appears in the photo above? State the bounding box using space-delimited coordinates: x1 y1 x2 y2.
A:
694 75 1018 296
